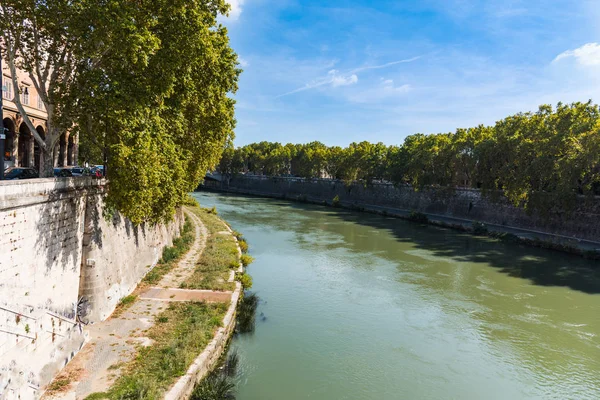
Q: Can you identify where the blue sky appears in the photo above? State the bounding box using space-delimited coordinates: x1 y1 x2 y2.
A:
222 0 600 147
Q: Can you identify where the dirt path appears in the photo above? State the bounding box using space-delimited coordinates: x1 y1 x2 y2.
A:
42 208 229 400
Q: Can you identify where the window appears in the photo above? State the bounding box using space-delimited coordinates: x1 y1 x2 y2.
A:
22 87 29 105
38 95 45 111
2 79 12 100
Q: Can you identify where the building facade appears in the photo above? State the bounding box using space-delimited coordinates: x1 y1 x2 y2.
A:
2 62 78 171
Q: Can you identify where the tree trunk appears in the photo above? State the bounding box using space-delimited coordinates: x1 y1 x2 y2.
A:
39 142 54 178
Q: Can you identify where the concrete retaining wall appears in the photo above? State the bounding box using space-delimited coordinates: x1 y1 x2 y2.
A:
0 178 182 399
209 176 600 243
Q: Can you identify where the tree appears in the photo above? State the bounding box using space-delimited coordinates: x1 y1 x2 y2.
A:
0 0 80 176
1 0 241 223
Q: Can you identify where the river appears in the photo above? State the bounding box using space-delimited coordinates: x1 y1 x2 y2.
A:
192 192 600 400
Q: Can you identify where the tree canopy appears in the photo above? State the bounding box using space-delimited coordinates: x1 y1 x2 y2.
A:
1 0 241 223
217 102 600 214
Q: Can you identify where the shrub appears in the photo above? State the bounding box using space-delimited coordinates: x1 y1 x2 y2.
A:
236 272 253 289
238 240 248 254
408 211 429 223
191 373 236 400
240 254 254 267
236 292 259 334
472 221 489 235
332 195 341 208
222 350 239 377
183 195 200 207
494 232 520 243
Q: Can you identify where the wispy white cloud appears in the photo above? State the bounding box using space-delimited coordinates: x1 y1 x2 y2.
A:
277 56 420 98
277 70 358 97
238 57 249 68
225 0 244 21
351 56 422 73
553 43 600 66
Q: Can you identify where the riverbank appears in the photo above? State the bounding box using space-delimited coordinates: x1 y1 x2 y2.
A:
42 205 245 400
193 191 600 399
200 186 600 259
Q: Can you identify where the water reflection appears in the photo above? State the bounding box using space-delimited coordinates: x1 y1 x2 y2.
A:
194 192 600 400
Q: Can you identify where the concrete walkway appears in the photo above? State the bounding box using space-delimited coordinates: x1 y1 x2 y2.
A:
42 209 231 400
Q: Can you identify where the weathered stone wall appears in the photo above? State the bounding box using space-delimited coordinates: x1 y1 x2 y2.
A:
212 176 600 242
0 178 182 399
78 192 183 323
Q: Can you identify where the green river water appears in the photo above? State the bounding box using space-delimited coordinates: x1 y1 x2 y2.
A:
192 192 600 400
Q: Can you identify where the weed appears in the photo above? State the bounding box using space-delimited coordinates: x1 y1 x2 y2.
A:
84 393 109 400
238 240 249 254
111 294 138 318
407 211 429 223
240 254 254 267
182 208 239 291
190 373 236 400
47 378 70 393
222 350 239 377
143 216 195 285
332 195 341 208
236 292 259 334
25 324 30 334
98 302 227 399
472 221 489 235
235 272 253 289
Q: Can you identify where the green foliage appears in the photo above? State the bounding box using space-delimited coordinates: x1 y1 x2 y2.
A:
97 302 227 400
143 216 195 285
332 195 341 208
216 102 600 216
472 221 489 235
112 294 139 318
119 295 137 306
182 208 238 291
407 211 429 223
236 292 259 334
240 254 254 267
236 272 253 289
191 373 236 400
238 240 249 254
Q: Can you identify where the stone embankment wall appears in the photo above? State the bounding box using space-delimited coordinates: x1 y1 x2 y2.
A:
208 176 600 243
0 178 182 400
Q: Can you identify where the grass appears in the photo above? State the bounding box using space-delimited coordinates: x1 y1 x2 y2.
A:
190 372 236 400
85 301 227 400
332 195 341 208
111 294 138 318
235 272 253 289
180 207 238 291
143 216 195 285
47 378 71 393
240 254 254 267
407 211 429 223
236 292 259 334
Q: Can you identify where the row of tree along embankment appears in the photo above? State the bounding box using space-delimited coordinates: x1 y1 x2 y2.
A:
202 176 600 258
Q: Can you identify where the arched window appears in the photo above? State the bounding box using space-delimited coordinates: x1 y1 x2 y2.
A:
2 118 15 162
34 126 46 170
18 123 32 167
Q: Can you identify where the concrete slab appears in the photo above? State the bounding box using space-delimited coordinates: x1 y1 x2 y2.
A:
140 287 232 303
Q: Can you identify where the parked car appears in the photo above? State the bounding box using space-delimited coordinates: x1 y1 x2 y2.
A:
68 167 92 177
54 168 73 178
3 167 38 180
90 165 105 178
